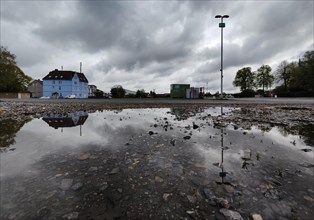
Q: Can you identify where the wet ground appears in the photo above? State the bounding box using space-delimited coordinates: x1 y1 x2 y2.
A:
0 107 313 220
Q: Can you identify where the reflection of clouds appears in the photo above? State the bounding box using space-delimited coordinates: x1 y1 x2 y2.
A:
0 109 173 178
248 126 310 153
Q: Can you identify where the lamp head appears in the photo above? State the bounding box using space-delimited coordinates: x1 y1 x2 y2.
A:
215 15 222 18
222 15 229 18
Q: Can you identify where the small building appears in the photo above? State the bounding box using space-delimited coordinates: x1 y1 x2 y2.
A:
0 92 30 99
28 79 43 98
88 85 97 97
42 69 89 98
170 84 190 98
186 87 205 99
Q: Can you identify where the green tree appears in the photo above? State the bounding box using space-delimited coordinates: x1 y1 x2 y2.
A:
0 46 32 92
136 89 147 98
110 85 125 98
94 89 104 97
298 50 314 92
275 60 294 92
233 67 255 91
256 64 274 94
149 90 156 98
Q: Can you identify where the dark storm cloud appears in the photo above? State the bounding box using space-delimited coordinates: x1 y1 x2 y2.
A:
1 0 313 93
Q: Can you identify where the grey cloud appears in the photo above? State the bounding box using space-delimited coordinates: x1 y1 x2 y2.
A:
1 0 313 93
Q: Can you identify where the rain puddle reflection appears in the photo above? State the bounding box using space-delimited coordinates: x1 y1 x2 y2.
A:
0 107 313 219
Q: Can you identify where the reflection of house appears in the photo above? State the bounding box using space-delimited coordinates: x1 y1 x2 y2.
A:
42 69 89 98
28 79 43 98
42 111 88 129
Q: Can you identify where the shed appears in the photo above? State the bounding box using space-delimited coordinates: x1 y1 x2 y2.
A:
170 84 190 98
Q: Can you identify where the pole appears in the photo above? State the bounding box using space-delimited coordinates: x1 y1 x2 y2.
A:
221 17 223 98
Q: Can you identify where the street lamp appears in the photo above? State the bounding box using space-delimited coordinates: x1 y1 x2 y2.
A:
215 14 229 98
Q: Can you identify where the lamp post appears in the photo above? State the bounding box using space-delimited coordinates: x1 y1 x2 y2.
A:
215 15 229 98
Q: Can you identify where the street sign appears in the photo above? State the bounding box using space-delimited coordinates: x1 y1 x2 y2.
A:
219 23 225 28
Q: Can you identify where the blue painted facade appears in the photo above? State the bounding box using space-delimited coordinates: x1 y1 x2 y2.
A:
43 70 89 98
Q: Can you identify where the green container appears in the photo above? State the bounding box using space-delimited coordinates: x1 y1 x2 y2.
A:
170 84 190 98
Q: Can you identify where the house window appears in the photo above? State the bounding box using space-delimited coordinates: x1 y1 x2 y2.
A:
74 81 77 85
59 81 62 84
59 86 61 90
53 81 55 84
52 86 55 89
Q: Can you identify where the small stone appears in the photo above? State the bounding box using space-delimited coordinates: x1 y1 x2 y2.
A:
301 149 312 152
183 136 191 140
219 208 244 220
241 149 252 160
88 167 98 172
148 131 154 135
252 213 263 220
109 167 120 174
170 139 176 146
193 124 199 129
304 195 314 202
72 182 83 191
216 198 230 208
225 185 235 194
187 195 197 204
117 188 123 193
163 193 172 201
299 162 314 168
155 176 164 183
78 153 90 160
60 179 73 190
63 212 79 219
100 183 109 191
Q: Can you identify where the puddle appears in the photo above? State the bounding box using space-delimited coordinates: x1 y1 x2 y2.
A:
0 107 313 219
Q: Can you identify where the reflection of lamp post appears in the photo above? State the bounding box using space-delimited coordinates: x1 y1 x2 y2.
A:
215 15 229 98
217 107 229 185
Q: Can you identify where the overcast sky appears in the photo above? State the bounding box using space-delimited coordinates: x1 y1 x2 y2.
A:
1 0 313 93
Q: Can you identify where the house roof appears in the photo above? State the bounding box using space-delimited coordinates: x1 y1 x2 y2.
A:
43 69 88 83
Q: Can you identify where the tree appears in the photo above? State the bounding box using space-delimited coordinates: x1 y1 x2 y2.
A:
298 50 314 92
149 90 156 98
256 65 274 94
0 46 32 92
275 60 294 92
95 89 104 97
136 89 147 98
233 67 255 91
110 85 125 98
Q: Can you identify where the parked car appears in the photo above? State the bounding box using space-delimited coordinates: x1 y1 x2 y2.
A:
39 96 50 99
65 94 76 99
225 94 234 99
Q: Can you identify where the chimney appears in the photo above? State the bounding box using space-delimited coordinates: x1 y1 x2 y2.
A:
80 62 82 73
